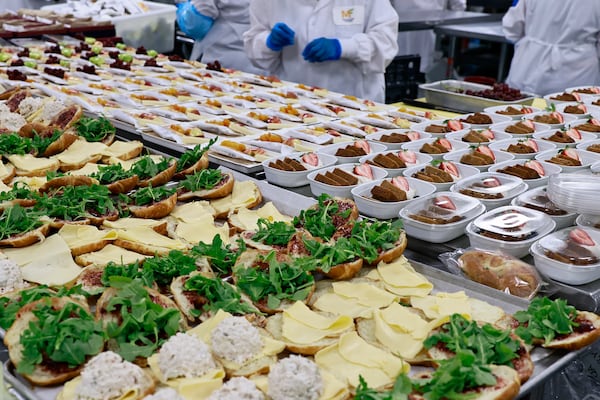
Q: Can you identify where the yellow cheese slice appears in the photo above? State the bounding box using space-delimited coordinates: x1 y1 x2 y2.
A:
312 282 398 319
109 154 165 170
58 224 118 250
410 292 471 320
102 140 143 159
211 180 259 216
75 244 149 267
171 201 216 222
51 139 107 166
175 214 229 245
315 332 408 389
367 256 433 297
231 201 292 231
282 301 353 344
468 298 506 325
3 234 82 286
116 227 187 251
252 369 349 400
7 154 59 173
147 354 225 400
103 218 165 230
57 377 139 400
67 162 100 176
11 176 47 191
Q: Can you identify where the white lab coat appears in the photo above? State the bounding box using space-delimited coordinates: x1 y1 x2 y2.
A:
191 0 266 74
503 0 600 96
243 0 399 103
392 0 466 73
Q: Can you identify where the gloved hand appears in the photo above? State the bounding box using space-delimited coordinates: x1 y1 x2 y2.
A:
266 22 295 51
302 37 341 62
177 1 215 41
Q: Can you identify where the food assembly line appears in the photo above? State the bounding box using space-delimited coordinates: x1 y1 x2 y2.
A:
0 36 599 400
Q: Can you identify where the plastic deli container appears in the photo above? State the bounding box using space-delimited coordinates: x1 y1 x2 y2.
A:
512 186 577 229
262 152 337 188
306 163 387 199
466 205 556 258
547 173 600 214
400 191 485 243
403 161 480 192
317 141 387 164
450 172 528 210
488 138 557 160
530 227 600 285
488 159 562 190
359 150 432 177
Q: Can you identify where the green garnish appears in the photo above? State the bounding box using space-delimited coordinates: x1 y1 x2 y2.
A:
30 129 62 155
128 185 175 206
75 116 115 142
0 133 33 155
191 235 246 277
0 205 43 241
178 168 223 192
130 156 171 180
141 250 198 287
35 184 115 221
90 164 134 184
0 182 38 202
355 374 412 400
101 261 153 288
513 297 579 344
177 138 216 172
293 194 351 240
350 219 402 263
251 218 296 246
301 237 358 273
183 274 260 316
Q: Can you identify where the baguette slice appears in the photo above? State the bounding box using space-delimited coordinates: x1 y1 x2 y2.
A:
0 223 51 248
129 193 178 219
4 297 94 386
138 160 177 188
42 132 78 157
177 171 235 201
40 175 98 193
173 152 209 180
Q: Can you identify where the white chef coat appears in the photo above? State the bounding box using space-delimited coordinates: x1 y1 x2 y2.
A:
243 0 399 103
392 0 466 73
3 0 64 11
503 0 600 96
191 0 266 74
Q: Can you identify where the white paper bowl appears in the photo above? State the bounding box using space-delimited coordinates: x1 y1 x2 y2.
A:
543 91 585 104
350 177 436 219
565 85 600 97
403 163 481 192
511 186 578 230
532 130 596 149
445 129 512 143
359 150 432 177
488 159 562 189
483 104 543 120
554 102 595 118
365 129 432 150
400 191 486 243
262 152 338 188
567 119 600 137
457 112 512 129
576 139 600 154
525 111 578 130
450 172 529 210
576 214 600 231
410 121 471 137
400 138 469 161
307 163 388 199
488 138 557 160
535 149 600 173
316 141 387 164
490 120 551 138
443 148 515 172
530 227 600 285
466 206 556 258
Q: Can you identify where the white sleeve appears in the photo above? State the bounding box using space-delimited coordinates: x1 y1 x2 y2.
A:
243 0 281 73
338 0 399 74
191 0 220 19
447 0 466 11
502 0 526 42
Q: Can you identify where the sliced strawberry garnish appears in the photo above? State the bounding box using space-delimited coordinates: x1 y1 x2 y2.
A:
424 111 435 119
327 129 341 137
301 153 319 167
521 106 534 114
391 176 410 191
590 118 600 126
565 128 582 141
354 140 371 154
397 150 417 164
407 131 421 141
577 104 588 113
437 138 453 151
447 120 463 131
476 145 496 161
572 92 582 102
522 138 539 152
354 164 374 179
480 129 495 140
482 177 501 187
440 161 460 178
522 119 535 129
525 160 545 176
562 148 580 161
433 195 457 210
569 228 595 246
549 111 564 123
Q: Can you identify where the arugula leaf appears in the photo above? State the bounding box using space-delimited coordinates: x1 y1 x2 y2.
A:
35 184 115 220
350 219 402 263
177 138 216 172
30 129 62 155
178 168 224 192
293 194 351 240
90 164 135 184
0 133 32 155
104 279 182 361
355 374 412 400
234 251 314 309
101 261 154 288
191 235 245 276
183 274 260 316
301 237 358 273
513 297 578 344
18 300 105 374
130 156 171 180
0 182 38 202
141 250 198 287
423 314 520 366
251 218 296 246
75 116 115 142
0 205 43 240
129 185 176 206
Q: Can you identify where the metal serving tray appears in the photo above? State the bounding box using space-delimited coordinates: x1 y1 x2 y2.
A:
419 80 537 113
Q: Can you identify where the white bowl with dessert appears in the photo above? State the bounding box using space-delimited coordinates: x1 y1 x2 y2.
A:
410 120 470 137
511 186 577 229
554 102 596 118
524 111 578 130
490 120 551 138
543 91 587 104
443 146 515 172
359 149 432 177
450 172 528 210
316 140 387 164
576 139 600 155
307 162 387 199
445 128 512 144
483 104 542 120
365 129 431 150
576 214 600 231
403 161 480 192
457 112 511 129
532 128 596 149
262 152 338 188
489 159 561 189
535 148 600 173
567 118 600 136
401 138 469 161
489 138 557 160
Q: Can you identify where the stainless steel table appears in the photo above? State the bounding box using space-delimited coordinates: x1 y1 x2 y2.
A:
395 10 503 32
433 21 512 82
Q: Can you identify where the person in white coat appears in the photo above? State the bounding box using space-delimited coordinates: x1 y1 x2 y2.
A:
177 0 266 74
243 0 399 103
503 0 600 95
392 0 466 74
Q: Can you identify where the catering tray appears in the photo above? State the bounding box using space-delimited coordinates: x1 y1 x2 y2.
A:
420 80 537 113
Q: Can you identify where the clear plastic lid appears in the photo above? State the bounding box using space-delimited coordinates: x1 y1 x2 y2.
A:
454 172 523 197
513 187 569 216
403 191 482 225
538 227 600 266
473 205 551 239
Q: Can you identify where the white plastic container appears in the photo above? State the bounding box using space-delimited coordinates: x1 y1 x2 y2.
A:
567 119 600 137
359 150 432 177
450 172 528 210
525 111 578 130
576 214 600 231
262 152 337 188
307 163 387 199
403 161 480 192
400 138 469 161
445 129 512 143
554 102 594 118
365 129 431 150
457 112 511 129
576 139 600 154
317 141 387 164
489 159 562 189
532 129 596 149
443 147 515 172
483 104 542 119
535 149 600 173
511 186 577 229
490 120 551 138
489 138 556 160
466 205 556 258
400 191 485 243
410 120 470 137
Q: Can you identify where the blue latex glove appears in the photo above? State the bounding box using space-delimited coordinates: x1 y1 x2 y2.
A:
177 1 215 41
266 22 295 51
302 38 341 62
512 0 519 5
